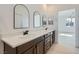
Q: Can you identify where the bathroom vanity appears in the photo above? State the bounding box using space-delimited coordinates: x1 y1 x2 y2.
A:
2 30 55 54
0 4 56 54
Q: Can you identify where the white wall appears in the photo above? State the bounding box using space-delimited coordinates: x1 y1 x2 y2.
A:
0 5 14 53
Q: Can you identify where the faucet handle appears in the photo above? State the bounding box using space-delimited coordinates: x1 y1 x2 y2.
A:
45 27 48 30
23 30 29 35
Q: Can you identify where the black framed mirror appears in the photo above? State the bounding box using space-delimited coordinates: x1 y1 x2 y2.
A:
42 15 47 26
33 11 42 28
14 4 30 29
48 17 53 25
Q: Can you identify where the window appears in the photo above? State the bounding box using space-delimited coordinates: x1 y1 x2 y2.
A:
66 17 75 27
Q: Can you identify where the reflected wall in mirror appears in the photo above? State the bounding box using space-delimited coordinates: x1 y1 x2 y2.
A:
48 17 53 25
42 15 47 26
14 4 30 29
33 11 42 28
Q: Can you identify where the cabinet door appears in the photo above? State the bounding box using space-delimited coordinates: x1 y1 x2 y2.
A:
45 42 51 52
4 43 16 54
17 40 34 54
44 36 51 53
36 40 44 54
52 31 55 44
45 36 51 45
23 47 34 54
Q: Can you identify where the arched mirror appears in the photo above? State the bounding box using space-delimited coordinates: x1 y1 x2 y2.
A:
33 11 42 28
42 15 47 26
14 4 30 29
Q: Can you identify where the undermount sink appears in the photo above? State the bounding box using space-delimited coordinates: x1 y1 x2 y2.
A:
19 34 33 39
18 30 45 40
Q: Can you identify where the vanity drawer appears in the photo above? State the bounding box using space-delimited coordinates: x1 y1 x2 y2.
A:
36 40 44 54
45 42 51 53
23 46 34 54
4 43 16 54
17 40 34 54
17 36 44 54
34 36 44 44
45 36 51 45
45 32 51 38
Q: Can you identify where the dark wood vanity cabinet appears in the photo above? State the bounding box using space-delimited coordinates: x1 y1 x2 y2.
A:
34 36 44 54
44 31 55 53
4 36 44 54
44 33 52 53
4 31 55 54
4 43 16 54
23 46 34 54
17 40 34 54
4 40 35 54
36 40 44 54
52 31 55 44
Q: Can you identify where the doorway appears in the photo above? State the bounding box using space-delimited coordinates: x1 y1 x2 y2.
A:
58 9 75 48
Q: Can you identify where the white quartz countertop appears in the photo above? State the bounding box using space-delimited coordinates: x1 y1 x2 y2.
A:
1 29 55 48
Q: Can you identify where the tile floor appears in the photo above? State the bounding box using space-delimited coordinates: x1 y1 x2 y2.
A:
47 32 79 54
58 32 75 48
47 43 79 54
